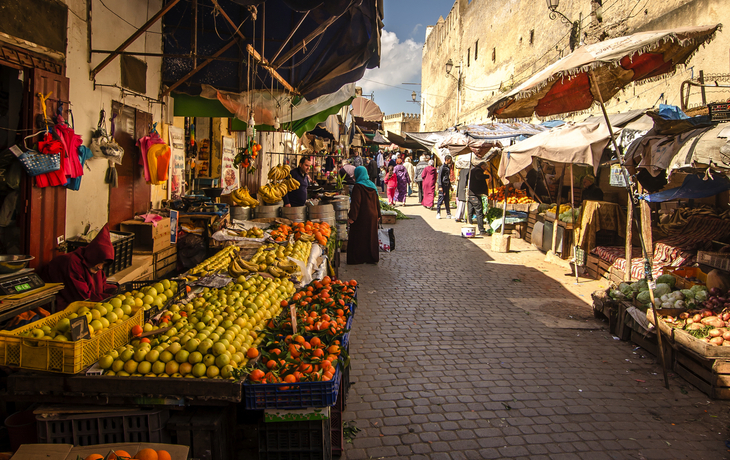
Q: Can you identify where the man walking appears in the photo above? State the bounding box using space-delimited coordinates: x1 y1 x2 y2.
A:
435 155 453 219
468 162 490 235
366 155 379 183
352 149 363 167
414 154 428 204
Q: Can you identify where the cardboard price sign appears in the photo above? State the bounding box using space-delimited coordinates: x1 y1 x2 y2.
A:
290 304 297 335
70 315 90 341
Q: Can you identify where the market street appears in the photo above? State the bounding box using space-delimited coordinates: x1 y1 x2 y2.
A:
340 197 730 460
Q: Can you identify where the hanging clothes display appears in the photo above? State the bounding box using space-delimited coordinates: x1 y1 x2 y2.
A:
66 145 93 191
55 120 84 182
137 127 171 185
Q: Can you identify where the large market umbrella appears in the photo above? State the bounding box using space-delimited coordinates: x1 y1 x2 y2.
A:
490 25 722 390
488 25 721 119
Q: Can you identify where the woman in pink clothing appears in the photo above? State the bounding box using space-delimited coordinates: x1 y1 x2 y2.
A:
384 165 397 205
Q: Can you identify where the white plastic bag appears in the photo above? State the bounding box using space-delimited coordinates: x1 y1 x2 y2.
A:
378 227 395 252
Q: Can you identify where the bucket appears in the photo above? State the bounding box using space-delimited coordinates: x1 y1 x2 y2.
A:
256 204 282 218
335 209 349 222
336 223 348 240
281 206 307 222
231 206 252 221
461 225 476 238
330 197 350 211
5 410 37 450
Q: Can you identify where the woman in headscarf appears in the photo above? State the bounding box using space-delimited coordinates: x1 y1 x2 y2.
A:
348 166 381 265
420 160 437 209
38 225 118 310
393 159 410 206
384 165 397 205
404 157 415 197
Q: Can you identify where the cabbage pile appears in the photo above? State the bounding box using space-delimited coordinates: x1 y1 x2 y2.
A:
608 274 708 310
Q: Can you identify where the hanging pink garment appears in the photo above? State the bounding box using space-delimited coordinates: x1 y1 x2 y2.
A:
137 133 166 183
55 123 84 180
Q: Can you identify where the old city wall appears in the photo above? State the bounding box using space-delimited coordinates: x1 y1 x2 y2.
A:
421 0 728 131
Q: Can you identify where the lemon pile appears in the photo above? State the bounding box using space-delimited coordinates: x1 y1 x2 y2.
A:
98 275 295 379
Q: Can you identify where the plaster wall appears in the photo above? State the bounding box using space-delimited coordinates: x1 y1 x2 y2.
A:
421 0 730 131
383 113 421 136
63 0 166 239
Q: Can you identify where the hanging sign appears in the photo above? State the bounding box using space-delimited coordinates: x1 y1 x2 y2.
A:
610 164 627 187
221 136 239 195
168 126 185 199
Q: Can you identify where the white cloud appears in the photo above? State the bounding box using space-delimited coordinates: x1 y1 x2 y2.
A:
358 30 422 93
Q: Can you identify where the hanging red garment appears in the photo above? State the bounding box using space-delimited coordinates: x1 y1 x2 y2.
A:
34 132 68 188
137 133 165 183
55 123 84 180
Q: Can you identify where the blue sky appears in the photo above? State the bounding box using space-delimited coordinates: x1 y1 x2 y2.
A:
356 0 455 117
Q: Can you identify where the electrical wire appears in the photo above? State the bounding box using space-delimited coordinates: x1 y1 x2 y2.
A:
98 0 162 34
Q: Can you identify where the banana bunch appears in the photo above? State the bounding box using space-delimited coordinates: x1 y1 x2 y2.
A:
284 176 300 192
228 252 261 277
258 182 289 204
268 164 291 181
275 258 299 274
297 233 314 242
230 187 259 207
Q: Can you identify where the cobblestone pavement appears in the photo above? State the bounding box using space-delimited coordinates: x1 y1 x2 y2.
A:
339 197 730 460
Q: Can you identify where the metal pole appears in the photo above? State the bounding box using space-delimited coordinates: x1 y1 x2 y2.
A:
570 164 579 284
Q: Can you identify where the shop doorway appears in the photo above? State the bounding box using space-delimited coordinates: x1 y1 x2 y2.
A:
0 64 25 256
108 101 152 228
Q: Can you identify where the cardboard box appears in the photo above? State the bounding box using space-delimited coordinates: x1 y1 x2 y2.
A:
121 218 171 254
14 442 189 460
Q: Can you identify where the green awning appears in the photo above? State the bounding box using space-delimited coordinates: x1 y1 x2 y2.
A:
173 93 353 138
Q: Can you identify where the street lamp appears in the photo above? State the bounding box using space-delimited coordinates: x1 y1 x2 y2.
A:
445 59 462 125
545 0 581 51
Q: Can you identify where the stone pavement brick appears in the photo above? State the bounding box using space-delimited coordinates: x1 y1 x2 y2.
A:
339 200 730 460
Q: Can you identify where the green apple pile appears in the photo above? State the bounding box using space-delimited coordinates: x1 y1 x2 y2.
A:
118 279 180 313
19 302 136 341
97 274 295 379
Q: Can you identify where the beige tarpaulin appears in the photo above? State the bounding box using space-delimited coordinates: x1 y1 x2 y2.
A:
499 122 612 182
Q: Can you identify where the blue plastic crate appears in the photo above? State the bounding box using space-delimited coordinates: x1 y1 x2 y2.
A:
244 365 342 410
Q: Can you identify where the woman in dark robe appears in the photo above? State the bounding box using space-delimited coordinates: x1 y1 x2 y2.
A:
420 160 437 209
348 166 381 265
393 159 410 205
38 225 118 310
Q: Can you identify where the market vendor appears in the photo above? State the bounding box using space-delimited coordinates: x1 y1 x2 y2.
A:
468 162 491 235
581 175 604 202
283 156 312 207
38 225 118 310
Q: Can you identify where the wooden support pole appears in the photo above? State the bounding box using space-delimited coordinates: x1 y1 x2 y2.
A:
209 0 297 94
90 0 182 79
570 164 579 283
550 165 566 256
625 191 634 282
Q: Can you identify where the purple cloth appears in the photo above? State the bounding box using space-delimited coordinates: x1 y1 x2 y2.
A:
394 164 409 203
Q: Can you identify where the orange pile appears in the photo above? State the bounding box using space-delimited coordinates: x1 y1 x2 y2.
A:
248 334 343 385
85 449 172 460
270 221 331 245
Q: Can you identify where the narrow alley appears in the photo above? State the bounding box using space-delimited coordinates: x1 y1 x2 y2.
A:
341 199 730 460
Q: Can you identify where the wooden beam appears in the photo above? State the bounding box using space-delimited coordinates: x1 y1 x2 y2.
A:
271 15 339 69
160 39 238 98
90 0 182 80
270 11 310 64
209 0 297 94
625 192 633 282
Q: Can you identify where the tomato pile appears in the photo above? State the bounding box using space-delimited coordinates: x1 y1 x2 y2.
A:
245 277 357 385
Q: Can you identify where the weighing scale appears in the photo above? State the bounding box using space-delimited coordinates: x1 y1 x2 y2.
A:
0 269 46 296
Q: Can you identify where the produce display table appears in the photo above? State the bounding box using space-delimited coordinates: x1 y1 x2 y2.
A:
0 220 355 459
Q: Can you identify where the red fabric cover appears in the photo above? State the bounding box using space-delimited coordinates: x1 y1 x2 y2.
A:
34 132 67 188
535 73 593 117
38 225 117 309
620 52 674 82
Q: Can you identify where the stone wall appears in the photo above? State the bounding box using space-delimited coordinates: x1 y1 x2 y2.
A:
383 113 421 135
421 0 729 131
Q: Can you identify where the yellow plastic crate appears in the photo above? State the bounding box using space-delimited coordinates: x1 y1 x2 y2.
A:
0 301 142 374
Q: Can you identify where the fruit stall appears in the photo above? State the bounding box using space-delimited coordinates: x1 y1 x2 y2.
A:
0 221 356 459
592 267 730 400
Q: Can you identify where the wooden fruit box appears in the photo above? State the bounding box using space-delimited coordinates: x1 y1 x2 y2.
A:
673 328 730 359
674 346 730 399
